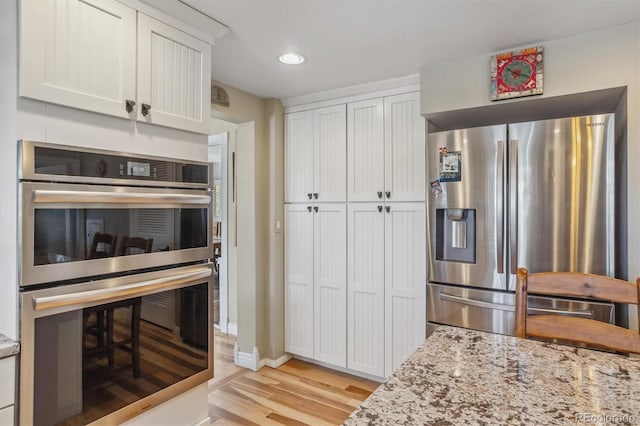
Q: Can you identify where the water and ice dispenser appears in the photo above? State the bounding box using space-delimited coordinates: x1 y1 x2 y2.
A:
435 208 476 263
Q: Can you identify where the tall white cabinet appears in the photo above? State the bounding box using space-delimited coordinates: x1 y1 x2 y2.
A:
285 90 425 379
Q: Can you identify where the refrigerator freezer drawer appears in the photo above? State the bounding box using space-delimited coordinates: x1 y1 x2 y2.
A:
426 283 614 336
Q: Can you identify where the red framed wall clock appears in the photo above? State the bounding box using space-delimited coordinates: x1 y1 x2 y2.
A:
490 46 543 101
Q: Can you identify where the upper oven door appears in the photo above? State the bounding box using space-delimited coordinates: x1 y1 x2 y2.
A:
19 181 213 286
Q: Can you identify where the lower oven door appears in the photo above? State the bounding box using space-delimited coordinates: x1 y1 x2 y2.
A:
20 264 213 426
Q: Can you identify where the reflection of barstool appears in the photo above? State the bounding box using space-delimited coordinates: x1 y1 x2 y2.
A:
118 236 153 255
88 232 118 259
82 298 142 377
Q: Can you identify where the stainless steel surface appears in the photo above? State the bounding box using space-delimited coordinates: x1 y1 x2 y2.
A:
19 181 213 286
496 140 504 274
508 114 615 290
509 138 518 276
20 264 214 426
450 219 467 249
32 266 212 311
427 124 507 290
426 283 614 336
33 189 211 205
18 140 212 189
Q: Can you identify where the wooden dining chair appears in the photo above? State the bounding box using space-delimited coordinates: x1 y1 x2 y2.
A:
514 267 640 354
118 236 153 256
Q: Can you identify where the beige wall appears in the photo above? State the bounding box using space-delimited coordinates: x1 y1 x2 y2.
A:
421 21 640 328
211 82 285 360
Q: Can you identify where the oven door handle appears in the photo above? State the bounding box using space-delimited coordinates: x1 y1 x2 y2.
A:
32 267 212 311
32 190 211 205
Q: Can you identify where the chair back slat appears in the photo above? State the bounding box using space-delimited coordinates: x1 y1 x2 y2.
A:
527 315 640 354
528 272 637 304
515 267 640 354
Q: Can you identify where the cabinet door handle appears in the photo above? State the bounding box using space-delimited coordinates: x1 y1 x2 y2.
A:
377 205 383 213
307 193 312 200
313 206 318 213
385 191 391 199
313 193 318 199
125 100 136 113
141 103 151 116
385 206 390 213
307 206 312 212
377 191 383 199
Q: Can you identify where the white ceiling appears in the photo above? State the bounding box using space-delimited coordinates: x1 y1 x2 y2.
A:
183 0 640 100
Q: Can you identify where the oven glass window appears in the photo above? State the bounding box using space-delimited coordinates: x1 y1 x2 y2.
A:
33 208 207 266
32 283 209 426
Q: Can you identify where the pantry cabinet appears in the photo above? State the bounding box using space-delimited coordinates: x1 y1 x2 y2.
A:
347 92 425 202
346 202 426 377
20 0 211 134
284 203 347 367
285 105 347 203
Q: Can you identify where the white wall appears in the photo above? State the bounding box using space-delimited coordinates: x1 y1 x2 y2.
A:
420 21 640 328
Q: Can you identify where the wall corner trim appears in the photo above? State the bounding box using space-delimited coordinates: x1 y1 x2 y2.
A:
233 345 293 371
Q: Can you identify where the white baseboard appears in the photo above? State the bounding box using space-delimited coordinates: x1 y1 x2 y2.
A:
193 417 211 426
233 344 293 371
214 321 237 336
293 354 386 383
263 353 292 369
234 343 260 371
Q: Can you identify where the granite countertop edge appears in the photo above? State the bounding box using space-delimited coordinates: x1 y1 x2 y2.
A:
0 334 20 359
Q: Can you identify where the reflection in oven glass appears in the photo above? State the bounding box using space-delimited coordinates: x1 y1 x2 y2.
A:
33 285 209 426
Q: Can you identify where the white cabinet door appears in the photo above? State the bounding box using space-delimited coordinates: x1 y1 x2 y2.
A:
347 99 385 202
314 105 346 202
314 203 347 367
137 14 211 134
20 0 136 118
384 92 426 202
284 204 314 358
285 111 314 203
347 203 385 376
384 202 426 376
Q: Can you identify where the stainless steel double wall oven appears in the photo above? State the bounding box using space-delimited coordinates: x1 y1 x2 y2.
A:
18 140 214 426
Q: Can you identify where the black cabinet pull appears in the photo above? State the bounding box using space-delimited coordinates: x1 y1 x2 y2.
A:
307 193 312 200
125 100 136 113
141 103 151 116
377 205 383 213
313 193 318 199
307 206 312 212
385 191 391 199
385 206 390 213
377 191 383 199
313 206 318 213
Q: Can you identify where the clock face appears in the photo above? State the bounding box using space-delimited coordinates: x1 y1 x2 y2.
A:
490 47 543 101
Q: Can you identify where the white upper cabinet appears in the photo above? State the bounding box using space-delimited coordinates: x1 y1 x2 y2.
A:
285 105 346 203
285 110 314 203
347 92 425 202
347 98 385 202
137 14 211 134
20 0 137 119
384 92 425 201
20 0 212 134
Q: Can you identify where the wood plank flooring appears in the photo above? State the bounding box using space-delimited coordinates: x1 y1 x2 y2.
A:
209 331 380 425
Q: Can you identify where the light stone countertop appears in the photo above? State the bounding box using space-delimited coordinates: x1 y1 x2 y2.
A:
0 334 19 359
345 325 640 425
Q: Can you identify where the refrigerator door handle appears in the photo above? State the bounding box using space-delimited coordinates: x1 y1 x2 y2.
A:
496 140 504 274
509 139 518 274
440 293 514 312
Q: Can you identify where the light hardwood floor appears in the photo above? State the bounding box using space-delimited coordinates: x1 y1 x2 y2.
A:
208 330 380 425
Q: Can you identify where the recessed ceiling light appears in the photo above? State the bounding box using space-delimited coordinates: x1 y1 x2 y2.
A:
278 53 305 65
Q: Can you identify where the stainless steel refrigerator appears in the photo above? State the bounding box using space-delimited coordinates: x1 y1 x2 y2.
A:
426 114 616 336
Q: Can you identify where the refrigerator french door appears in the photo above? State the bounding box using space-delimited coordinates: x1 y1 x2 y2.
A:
426 114 615 335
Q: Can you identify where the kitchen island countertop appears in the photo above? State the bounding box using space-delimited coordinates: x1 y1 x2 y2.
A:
0 334 19 359
345 325 640 425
